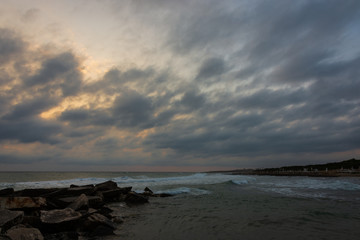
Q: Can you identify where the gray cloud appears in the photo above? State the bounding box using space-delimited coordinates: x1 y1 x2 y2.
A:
0 28 25 65
0 117 61 144
25 52 82 96
1 0 360 169
112 89 154 129
3 95 59 121
196 57 226 80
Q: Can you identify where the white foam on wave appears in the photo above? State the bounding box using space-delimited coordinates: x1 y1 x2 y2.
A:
156 187 211 196
260 177 360 191
232 179 249 185
0 177 108 190
254 176 360 200
0 172 253 191
113 173 256 191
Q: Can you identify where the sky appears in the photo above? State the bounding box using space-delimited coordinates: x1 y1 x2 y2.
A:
0 0 360 171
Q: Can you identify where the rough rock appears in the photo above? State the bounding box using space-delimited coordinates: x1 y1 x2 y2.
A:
125 192 148 204
70 184 94 188
0 210 24 233
21 216 42 229
67 194 88 211
13 189 61 198
0 234 11 240
98 189 123 202
80 213 115 231
43 231 78 240
111 216 124 224
5 225 43 240
40 208 82 225
57 196 102 209
0 189 14 197
63 187 94 197
144 187 153 194
0 197 46 210
118 187 132 194
94 181 117 192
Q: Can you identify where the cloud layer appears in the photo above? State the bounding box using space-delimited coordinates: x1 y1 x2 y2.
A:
1 0 360 170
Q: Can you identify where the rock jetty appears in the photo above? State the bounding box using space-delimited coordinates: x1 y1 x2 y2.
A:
0 180 171 239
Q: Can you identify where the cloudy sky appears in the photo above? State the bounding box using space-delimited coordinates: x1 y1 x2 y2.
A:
1 0 359 171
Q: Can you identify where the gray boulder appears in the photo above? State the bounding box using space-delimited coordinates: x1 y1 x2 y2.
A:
67 194 88 211
40 208 82 225
5 225 43 240
0 210 24 233
0 197 46 210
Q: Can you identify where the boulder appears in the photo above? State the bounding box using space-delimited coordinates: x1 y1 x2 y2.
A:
125 192 148 204
63 187 94 197
118 187 132 194
43 232 78 240
79 213 116 237
57 196 102 209
0 210 24 233
70 184 94 188
0 234 11 240
67 194 88 211
96 207 113 219
40 208 82 225
5 225 43 240
80 213 115 231
144 187 153 194
98 189 123 202
94 181 117 192
13 189 60 198
0 189 14 197
0 197 46 210
21 216 41 229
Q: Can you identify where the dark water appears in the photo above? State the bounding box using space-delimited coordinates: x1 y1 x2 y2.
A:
1 172 359 239
114 181 360 240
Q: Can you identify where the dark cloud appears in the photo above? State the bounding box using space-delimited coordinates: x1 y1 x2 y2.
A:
85 67 155 95
25 52 82 96
177 89 206 111
3 95 59 121
0 28 25 65
0 117 61 144
1 0 360 169
196 57 226 80
112 89 154 129
60 108 114 127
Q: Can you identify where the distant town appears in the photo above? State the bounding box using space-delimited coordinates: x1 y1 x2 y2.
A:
216 158 360 177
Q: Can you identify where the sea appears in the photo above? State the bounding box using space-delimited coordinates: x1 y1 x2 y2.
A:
1 172 360 240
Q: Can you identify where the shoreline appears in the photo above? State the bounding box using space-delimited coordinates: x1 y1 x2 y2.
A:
209 169 360 178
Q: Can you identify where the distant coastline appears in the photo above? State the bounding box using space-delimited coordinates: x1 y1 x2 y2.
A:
211 158 360 177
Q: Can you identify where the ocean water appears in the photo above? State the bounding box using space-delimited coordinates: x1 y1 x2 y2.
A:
1 172 360 240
